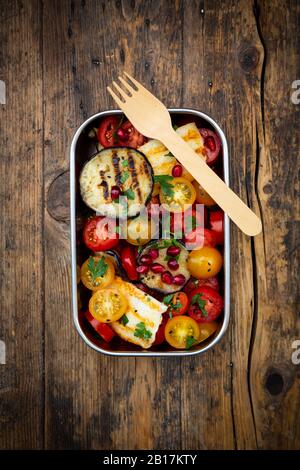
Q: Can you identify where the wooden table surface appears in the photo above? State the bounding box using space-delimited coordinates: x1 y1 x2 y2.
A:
0 0 299 450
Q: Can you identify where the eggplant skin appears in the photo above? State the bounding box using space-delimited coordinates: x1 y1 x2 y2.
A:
79 147 154 219
138 240 190 294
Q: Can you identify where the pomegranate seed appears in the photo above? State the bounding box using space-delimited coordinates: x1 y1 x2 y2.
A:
137 265 149 274
172 164 183 177
151 263 165 274
148 248 159 260
161 271 173 284
116 128 128 141
167 245 181 257
167 259 179 270
204 136 216 152
111 185 121 200
173 274 186 285
140 255 152 265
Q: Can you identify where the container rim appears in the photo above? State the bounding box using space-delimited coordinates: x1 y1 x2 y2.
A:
70 108 230 356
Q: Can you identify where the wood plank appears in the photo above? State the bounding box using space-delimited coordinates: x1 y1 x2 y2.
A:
249 0 300 450
43 0 184 450
0 0 44 449
181 0 262 450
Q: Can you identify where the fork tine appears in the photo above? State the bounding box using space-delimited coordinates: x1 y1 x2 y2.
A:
112 80 128 100
123 72 140 89
107 86 125 109
118 76 135 94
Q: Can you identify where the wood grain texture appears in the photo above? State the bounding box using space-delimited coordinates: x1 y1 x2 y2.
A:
0 0 299 450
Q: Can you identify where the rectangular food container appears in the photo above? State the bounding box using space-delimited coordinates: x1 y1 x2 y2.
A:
70 109 230 356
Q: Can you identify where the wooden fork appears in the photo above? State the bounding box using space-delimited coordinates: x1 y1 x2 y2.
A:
107 72 262 236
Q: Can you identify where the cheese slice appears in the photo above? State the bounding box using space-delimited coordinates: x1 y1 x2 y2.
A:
138 123 206 182
110 277 168 349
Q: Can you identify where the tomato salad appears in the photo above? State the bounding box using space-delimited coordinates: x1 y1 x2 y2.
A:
78 115 225 351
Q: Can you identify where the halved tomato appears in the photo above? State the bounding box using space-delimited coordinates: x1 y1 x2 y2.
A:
120 120 146 148
197 321 218 342
160 177 196 213
165 292 189 317
85 310 116 342
81 256 115 291
184 227 217 250
193 181 216 206
83 216 119 251
209 210 224 245
165 315 200 349
187 286 223 323
97 116 120 147
199 128 221 165
89 288 128 323
184 276 220 295
126 216 154 246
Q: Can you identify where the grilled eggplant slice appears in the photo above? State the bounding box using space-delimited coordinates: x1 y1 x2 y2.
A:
80 147 153 218
138 240 190 294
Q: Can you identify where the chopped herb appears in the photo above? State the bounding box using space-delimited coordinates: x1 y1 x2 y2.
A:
191 293 207 317
137 245 143 255
120 171 130 184
173 124 179 131
124 188 135 200
164 254 179 262
114 226 120 234
166 151 174 157
151 239 182 250
120 314 129 326
163 294 174 305
186 336 197 350
87 256 108 281
153 175 174 197
169 311 173 319
122 159 129 167
134 322 152 340
173 301 182 310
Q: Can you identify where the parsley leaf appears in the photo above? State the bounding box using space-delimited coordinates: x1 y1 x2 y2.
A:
87 256 108 281
120 171 130 184
191 293 207 317
153 175 174 197
186 336 197 350
163 294 174 305
122 159 129 167
124 188 135 200
121 314 129 326
166 151 174 157
134 322 152 340
151 239 182 250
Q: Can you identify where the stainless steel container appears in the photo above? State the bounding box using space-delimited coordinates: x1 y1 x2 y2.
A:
70 109 230 356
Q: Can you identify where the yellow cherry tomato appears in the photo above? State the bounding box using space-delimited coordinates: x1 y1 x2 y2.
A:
126 216 154 246
160 177 196 213
165 315 200 349
81 256 115 291
89 288 128 323
198 321 218 343
193 181 216 206
188 246 223 279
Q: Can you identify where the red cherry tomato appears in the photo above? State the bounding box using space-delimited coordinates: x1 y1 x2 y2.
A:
83 216 119 251
209 210 224 245
199 128 221 165
166 292 189 317
184 276 220 296
121 245 138 281
97 116 120 147
153 315 168 345
120 120 146 148
85 310 116 342
187 286 223 323
184 227 217 250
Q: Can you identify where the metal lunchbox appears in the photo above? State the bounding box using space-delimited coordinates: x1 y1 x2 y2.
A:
70 109 230 356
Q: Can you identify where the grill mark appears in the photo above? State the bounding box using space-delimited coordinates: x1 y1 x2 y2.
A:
128 151 142 202
99 170 109 200
143 160 150 177
112 150 122 185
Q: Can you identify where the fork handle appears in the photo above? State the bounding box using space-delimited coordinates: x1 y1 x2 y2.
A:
161 129 262 236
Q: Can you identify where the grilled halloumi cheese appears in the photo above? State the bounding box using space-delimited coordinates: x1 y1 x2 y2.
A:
110 277 168 349
138 123 206 183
